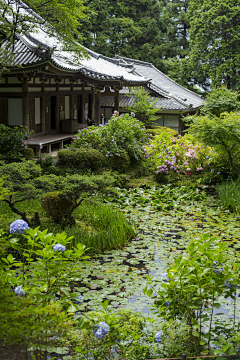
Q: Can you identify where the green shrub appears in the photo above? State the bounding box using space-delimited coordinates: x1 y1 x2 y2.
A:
75 308 149 360
146 126 178 137
0 160 41 182
36 154 54 169
58 148 104 170
70 113 147 166
22 147 34 159
109 151 130 172
41 191 74 223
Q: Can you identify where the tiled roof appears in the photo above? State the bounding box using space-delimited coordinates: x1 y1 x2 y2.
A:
114 56 205 110
101 94 189 111
3 4 150 85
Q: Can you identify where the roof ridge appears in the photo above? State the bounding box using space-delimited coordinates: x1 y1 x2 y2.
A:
115 55 204 101
114 55 152 67
149 63 204 100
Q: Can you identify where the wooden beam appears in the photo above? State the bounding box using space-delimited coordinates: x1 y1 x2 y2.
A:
100 91 118 97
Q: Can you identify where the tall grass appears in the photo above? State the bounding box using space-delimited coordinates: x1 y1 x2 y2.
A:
218 180 240 213
66 201 135 252
0 198 135 253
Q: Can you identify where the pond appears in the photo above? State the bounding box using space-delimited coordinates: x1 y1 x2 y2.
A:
2 185 240 359
77 186 240 319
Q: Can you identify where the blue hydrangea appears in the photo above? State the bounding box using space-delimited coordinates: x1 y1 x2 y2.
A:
10 219 29 234
53 243 66 252
155 330 163 343
206 156 209 159
211 169 215 172
92 322 109 339
14 285 24 297
74 295 83 304
164 301 171 307
161 271 169 281
217 172 220 175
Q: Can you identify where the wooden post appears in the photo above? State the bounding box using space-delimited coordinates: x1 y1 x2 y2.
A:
41 81 46 134
114 89 119 112
94 89 101 126
70 94 74 119
81 94 85 126
91 92 95 121
22 81 29 128
56 82 60 131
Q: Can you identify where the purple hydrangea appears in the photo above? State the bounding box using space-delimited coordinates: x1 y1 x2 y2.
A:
10 219 29 234
74 295 83 304
53 243 66 252
14 285 24 297
131 112 135 117
155 330 163 343
92 322 109 339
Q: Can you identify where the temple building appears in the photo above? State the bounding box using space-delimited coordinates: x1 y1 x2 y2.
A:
100 55 205 134
0 4 204 152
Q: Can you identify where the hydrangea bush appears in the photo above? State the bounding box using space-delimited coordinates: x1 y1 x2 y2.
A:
144 129 229 181
69 112 148 168
0 124 32 159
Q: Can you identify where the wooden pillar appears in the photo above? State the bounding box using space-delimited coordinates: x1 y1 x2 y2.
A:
56 82 60 131
22 81 29 128
81 94 85 126
91 92 95 121
70 93 74 119
94 90 101 126
41 82 46 134
114 89 119 112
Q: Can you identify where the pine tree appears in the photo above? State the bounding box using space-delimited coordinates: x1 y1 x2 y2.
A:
188 0 240 90
78 0 165 69
160 0 190 61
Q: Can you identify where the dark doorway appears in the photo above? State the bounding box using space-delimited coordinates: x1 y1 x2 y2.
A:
51 96 56 129
77 95 81 123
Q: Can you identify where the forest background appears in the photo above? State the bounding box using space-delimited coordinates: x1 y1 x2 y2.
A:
2 0 239 93
78 0 240 93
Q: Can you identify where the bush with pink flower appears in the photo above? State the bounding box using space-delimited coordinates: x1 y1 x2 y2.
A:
143 128 225 181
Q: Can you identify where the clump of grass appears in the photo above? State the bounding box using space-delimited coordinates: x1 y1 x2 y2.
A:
218 180 240 213
0 198 135 253
70 200 135 252
44 200 135 253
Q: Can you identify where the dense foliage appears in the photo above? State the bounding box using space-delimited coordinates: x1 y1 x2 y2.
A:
0 124 33 159
58 148 104 170
145 233 240 355
70 112 148 171
77 0 164 69
186 88 240 178
127 87 162 127
188 0 240 90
